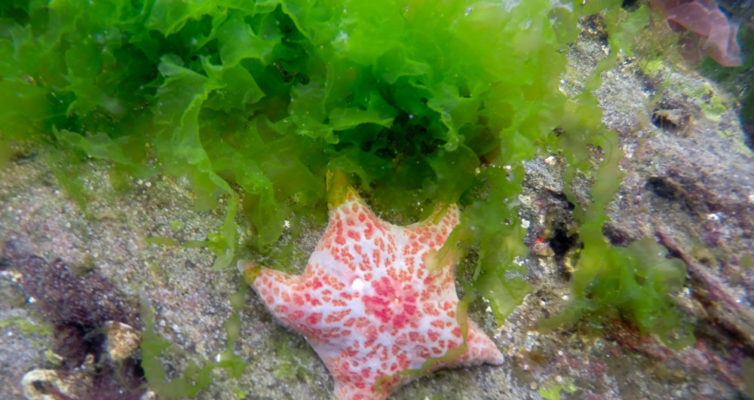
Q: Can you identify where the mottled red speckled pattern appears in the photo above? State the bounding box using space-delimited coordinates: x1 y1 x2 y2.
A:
250 190 504 400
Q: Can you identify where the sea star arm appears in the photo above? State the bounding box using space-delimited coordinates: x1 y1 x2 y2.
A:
453 320 505 366
402 203 460 252
329 312 504 400
252 267 302 330
254 265 358 343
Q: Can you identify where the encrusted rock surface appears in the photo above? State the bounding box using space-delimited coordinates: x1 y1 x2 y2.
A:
1 19 753 400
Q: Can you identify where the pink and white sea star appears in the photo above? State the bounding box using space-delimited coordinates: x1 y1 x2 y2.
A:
243 188 504 400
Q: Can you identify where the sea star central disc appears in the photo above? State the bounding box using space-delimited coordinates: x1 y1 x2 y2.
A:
245 189 503 400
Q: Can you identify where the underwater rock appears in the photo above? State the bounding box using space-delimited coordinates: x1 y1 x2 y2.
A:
103 321 141 363
0 5 752 400
21 369 77 400
1 238 146 400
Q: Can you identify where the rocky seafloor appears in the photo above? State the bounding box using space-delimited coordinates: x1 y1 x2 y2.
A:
1 15 753 400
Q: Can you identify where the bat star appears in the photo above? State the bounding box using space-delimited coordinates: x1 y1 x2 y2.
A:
243 188 503 400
